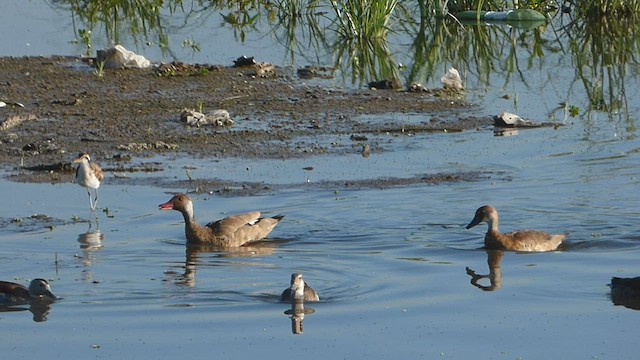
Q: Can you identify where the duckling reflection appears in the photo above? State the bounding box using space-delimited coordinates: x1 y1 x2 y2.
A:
609 277 640 310
465 250 504 291
284 300 316 335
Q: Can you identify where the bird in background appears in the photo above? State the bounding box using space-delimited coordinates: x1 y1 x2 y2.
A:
74 152 104 212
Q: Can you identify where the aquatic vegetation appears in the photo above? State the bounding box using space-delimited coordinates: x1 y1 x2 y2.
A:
50 0 640 124
576 0 640 15
93 61 105 78
329 0 398 39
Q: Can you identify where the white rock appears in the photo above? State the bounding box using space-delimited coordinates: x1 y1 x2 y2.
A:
97 45 151 69
441 67 463 91
180 109 233 127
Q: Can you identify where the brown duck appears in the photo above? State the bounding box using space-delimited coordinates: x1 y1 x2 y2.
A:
159 194 284 247
466 205 566 252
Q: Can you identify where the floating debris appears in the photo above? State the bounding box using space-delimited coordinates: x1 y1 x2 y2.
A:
180 109 234 127
254 62 276 78
154 62 221 77
441 67 463 91
297 65 335 79
493 112 537 127
350 134 368 142
233 56 257 67
117 142 179 151
96 44 151 69
492 111 564 136
408 83 428 92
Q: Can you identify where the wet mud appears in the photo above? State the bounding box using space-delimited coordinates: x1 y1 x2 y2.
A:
0 56 493 190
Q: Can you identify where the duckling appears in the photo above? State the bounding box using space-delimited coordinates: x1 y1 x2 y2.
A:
280 273 319 302
466 205 566 252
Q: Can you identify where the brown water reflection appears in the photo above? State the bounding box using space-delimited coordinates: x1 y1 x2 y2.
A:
170 242 277 287
466 250 504 292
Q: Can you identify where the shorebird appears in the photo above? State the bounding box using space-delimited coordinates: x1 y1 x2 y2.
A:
466 205 566 252
0 279 57 305
74 153 104 211
159 194 284 247
280 273 319 302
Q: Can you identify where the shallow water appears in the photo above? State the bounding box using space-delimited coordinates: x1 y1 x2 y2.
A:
1 114 639 358
2 1 640 359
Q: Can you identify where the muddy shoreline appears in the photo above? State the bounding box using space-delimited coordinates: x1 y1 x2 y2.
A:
0 56 492 189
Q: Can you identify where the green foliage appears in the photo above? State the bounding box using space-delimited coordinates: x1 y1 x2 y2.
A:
93 61 105 78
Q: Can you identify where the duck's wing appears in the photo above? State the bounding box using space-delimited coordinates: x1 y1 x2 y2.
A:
205 212 262 234
280 288 292 302
509 230 566 251
0 281 29 301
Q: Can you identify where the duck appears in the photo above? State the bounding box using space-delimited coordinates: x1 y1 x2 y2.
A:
74 152 104 211
280 273 319 302
159 194 284 247
0 279 57 305
465 205 566 252
610 277 640 310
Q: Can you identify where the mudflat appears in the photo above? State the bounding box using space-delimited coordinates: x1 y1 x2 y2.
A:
0 56 489 187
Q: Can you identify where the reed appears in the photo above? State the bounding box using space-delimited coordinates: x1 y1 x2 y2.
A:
330 0 398 39
575 0 640 16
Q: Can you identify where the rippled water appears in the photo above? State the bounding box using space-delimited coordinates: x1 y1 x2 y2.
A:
2 1 640 359
1 114 639 358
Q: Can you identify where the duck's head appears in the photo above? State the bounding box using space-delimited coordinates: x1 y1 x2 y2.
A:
159 194 194 215
466 205 498 229
28 279 57 301
289 273 305 299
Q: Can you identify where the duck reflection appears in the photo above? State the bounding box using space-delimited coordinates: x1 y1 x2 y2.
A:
284 300 316 335
465 250 504 291
169 242 276 287
609 277 640 310
0 302 54 322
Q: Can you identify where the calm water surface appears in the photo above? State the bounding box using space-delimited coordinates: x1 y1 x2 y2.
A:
1 1 640 359
1 117 639 358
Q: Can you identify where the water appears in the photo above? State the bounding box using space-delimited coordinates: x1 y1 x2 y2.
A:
1 115 639 358
2 1 640 359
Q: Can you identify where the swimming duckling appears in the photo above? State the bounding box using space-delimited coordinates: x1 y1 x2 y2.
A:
280 273 319 302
